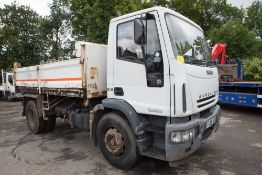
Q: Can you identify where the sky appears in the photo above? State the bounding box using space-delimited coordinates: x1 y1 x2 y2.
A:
0 0 260 16
0 0 52 16
227 0 259 8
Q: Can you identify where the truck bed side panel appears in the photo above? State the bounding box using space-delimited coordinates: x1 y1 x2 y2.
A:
16 59 82 89
15 42 107 98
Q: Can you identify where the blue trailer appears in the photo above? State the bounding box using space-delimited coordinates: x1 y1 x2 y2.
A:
219 82 262 108
218 59 262 108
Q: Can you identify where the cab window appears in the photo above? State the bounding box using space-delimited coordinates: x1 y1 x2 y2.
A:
117 21 144 63
116 15 164 87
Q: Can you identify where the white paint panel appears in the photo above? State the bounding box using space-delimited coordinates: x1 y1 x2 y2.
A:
186 65 219 113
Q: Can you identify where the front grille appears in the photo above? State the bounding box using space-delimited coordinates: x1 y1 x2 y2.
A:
198 99 215 108
197 94 216 103
197 95 216 108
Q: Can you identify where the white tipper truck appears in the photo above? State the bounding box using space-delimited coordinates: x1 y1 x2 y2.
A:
14 7 221 169
0 70 15 97
1 69 23 100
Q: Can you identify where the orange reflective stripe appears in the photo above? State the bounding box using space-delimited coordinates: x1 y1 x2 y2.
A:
16 77 81 82
16 79 38 82
41 78 82 81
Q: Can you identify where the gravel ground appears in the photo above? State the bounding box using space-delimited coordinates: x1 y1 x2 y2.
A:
0 101 261 175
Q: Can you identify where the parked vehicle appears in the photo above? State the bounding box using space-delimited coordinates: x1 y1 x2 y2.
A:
0 69 14 97
212 43 262 108
14 7 221 169
0 69 23 100
218 61 262 108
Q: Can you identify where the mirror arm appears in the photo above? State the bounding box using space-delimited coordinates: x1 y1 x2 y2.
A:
139 13 147 63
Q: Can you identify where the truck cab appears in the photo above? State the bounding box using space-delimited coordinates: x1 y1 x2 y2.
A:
0 70 15 97
102 7 221 166
107 7 219 119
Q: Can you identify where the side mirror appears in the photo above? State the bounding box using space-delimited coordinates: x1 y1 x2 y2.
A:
134 18 144 45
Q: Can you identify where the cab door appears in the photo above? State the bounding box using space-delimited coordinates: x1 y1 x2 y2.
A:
113 11 170 117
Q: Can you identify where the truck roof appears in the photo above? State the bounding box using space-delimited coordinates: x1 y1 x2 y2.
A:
110 6 203 32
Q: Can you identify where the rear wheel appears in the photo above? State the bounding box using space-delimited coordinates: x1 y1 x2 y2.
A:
45 116 56 132
96 112 139 169
26 100 45 134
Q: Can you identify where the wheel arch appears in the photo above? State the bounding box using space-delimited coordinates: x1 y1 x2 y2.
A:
23 94 42 117
90 98 145 145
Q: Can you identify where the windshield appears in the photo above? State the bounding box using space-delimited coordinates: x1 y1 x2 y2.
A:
165 14 211 66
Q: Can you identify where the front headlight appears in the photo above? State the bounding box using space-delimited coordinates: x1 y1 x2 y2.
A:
170 127 198 143
170 132 182 143
182 130 190 142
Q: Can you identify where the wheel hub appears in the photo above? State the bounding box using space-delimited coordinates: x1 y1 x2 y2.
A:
104 128 124 156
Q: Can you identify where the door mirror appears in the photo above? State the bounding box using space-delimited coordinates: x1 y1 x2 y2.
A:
206 39 212 48
134 18 144 45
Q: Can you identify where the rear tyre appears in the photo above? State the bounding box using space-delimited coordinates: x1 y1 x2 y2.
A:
45 116 56 132
26 100 46 134
96 112 139 169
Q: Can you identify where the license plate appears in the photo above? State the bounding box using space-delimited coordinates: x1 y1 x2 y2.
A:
206 117 216 129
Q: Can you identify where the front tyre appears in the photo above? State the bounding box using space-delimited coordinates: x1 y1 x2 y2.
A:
96 112 139 169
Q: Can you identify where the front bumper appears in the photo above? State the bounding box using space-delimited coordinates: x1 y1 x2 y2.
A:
165 105 221 161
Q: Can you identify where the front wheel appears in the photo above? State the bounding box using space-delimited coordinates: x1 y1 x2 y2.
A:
96 112 139 169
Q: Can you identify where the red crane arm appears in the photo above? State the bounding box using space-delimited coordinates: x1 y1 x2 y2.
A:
212 43 226 64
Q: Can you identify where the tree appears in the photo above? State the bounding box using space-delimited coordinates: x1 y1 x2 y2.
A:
0 25 22 70
85 0 119 43
243 57 262 81
0 3 47 69
115 0 144 15
209 22 258 59
70 0 94 41
245 1 262 39
168 0 245 33
169 0 204 28
42 0 73 59
149 0 169 6
70 0 148 43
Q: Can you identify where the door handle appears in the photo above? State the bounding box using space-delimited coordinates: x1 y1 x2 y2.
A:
114 87 124 96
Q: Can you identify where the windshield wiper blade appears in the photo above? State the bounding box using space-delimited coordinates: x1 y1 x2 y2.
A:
184 55 209 66
206 61 215 67
190 59 206 65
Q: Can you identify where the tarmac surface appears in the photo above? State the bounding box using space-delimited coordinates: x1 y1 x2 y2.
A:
0 101 261 175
